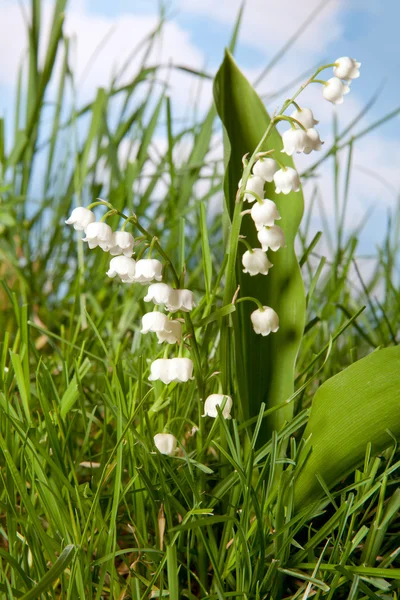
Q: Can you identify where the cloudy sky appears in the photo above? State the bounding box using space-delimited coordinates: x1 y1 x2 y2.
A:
1 0 400 255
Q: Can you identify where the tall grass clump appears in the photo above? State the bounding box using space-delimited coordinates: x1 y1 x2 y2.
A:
1 2 400 598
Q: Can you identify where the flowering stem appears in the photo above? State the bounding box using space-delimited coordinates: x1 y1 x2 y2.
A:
273 114 307 131
235 296 264 311
94 200 205 396
238 237 254 253
311 79 327 85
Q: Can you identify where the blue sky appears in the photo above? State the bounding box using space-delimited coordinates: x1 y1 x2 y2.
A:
1 0 400 258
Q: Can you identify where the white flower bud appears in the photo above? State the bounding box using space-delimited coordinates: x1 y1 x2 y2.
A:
252 157 278 182
250 199 281 230
282 128 309 156
144 283 179 308
109 231 134 257
251 306 279 336
141 312 182 344
203 394 233 419
154 433 177 456
106 256 136 282
303 128 324 154
257 226 285 252
273 167 301 195
322 77 350 104
239 175 265 203
149 357 194 384
290 107 319 129
65 207 96 231
133 259 163 284
242 249 273 276
333 57 360 81
82 222 114 250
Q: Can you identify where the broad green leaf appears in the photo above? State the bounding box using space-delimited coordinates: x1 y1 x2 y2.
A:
213 51 305 438
294 346 400 508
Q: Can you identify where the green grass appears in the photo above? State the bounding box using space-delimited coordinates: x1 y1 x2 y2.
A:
1 2 400 598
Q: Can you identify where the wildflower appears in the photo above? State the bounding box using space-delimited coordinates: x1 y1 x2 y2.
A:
251 306 279 336
303 128 324 154
168 289 196 313
106 256 136 282
65 207 96 231
133 259 163 284
82 222 114 251
141 312 182 344
282 128 309 155
322 77 350 104
144 283 179 308
242 249 273 276
149 357 194 384
252 157 278 182
257 225 285 252
203 394 233 419
239 174 265 203
109 231 134 257
154 433 177 456
290 107 318 129
273 167 301 194
250 199 281 230
333 57 361 80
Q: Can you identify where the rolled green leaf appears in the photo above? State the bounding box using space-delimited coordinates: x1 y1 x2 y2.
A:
213 51 305 439
294 346 400 508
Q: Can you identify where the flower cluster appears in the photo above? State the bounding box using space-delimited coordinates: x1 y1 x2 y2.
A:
238 56 361 337
323 57 360 104
65 206 195 382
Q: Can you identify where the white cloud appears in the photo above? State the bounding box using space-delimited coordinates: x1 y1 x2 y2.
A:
0 0 208 110
180 0 344 55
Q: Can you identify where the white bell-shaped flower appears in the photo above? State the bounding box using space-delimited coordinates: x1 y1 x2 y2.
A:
144 283 179 308
65 207 96 231
250 199 281 230
82 222 114 251
333 57 360 80
133 259 163 284
109 231 134 257
168 289 196 313
240 174 265 203
149 357 194 384
106 256 136 282
141 312 171 335
282 128 309 156
252 157 278 182
154 433 177 456
322 77 350 104
203 394 233 419
257 226 285 252
273 167 301 195
156 320 182 344
242 249 273 276
303 128 324 154
141 312 182 344
251 306 279 336
290 107 319 129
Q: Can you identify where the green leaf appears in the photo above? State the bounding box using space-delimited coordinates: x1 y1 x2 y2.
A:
294 346 400 508
213 51 305 438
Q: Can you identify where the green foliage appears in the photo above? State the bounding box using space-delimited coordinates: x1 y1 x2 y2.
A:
1 1 400 598
295 345 400 507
